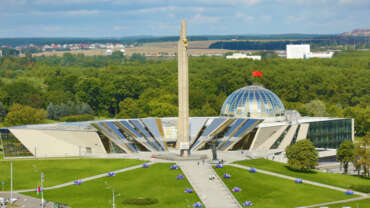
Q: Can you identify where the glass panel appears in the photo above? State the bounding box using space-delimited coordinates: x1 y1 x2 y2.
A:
223 119 245 137
120 121 142 137
130 120 151 137
233 119 258 137
270 126 291 149
291 125 301 144
201 118 226 137
307 119 352 149
142 118 161 138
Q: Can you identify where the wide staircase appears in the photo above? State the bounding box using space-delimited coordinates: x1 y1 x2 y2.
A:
177 161 241 208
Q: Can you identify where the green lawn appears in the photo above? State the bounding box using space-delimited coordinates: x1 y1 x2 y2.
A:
236 159 370 193
0 158 143 191
312 198 370 208
215 166 357 208
25 163 200 208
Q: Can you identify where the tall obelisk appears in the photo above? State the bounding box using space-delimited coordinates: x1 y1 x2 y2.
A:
178 20 190 157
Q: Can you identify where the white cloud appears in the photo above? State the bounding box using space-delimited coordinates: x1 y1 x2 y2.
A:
34 0 110 4
129 6 205 14
113 25 128 31
284 15 305 24
190 14 222 24
31 10 101 16
194 0 261 5
40 25 63 32
32 0 261 6
276 0 370 5
339 0 369 4
261 15 272 22
236 12 255 22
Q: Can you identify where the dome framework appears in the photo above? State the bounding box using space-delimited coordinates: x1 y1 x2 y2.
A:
220 85 285 118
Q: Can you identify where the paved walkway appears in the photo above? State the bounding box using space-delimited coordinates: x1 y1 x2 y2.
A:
303 195 370 208
3 163 153 194
230 164 368 197
178 161 241 208
0 192 67 208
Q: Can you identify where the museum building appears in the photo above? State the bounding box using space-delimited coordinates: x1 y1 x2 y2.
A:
0 85 353 158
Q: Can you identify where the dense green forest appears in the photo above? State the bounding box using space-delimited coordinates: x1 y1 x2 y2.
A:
0 51 369 136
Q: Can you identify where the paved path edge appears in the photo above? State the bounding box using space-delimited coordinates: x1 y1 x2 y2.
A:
229 164 368 197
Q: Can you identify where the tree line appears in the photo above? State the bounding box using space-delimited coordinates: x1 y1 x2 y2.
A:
0 50 368 137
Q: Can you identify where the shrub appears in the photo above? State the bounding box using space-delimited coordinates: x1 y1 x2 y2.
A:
122 197 158 205
60 114 94 122
5 104 47 126
349 185 370 193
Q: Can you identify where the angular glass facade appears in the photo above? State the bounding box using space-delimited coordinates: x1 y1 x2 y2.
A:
220 85 285 118
0 129 32 157
307 119 352 149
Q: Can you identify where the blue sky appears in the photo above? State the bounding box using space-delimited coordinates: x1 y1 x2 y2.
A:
0 0 369 37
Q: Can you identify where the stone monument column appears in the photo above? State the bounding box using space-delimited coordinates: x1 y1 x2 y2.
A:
178 20 190 157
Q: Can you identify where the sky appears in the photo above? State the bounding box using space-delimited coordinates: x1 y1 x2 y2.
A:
0 0 369 38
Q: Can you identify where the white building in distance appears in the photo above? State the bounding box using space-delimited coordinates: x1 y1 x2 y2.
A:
226 53 261 60
286 44 334 59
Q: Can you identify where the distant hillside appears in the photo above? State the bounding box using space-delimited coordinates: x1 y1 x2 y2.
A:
341 29 370 37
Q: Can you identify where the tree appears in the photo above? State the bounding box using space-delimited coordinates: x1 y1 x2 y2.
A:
336 140 354 174
285 139 318 172
75 78 104 113
117 98 141 119
129 53 146 63
353 135 370 177
0 102 6 121
47 103 56 120
303 100 327 117
4 104 47 126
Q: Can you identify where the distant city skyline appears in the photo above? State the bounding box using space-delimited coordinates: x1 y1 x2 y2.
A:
1 0 369 38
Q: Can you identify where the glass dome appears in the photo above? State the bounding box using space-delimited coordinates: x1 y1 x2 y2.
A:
220 85 285 118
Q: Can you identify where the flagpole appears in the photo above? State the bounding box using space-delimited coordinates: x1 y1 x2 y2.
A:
112 189 115 208
41 172 44 208
10 161 13 204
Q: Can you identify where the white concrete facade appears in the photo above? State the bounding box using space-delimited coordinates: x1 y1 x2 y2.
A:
286 44 334 59
286 44 310 59
226 53 261 60
9 129 106 157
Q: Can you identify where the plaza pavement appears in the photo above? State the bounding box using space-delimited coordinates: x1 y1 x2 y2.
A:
178 161 242 208
0 192 68 208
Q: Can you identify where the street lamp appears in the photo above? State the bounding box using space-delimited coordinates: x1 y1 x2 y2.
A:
112 189 120 208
